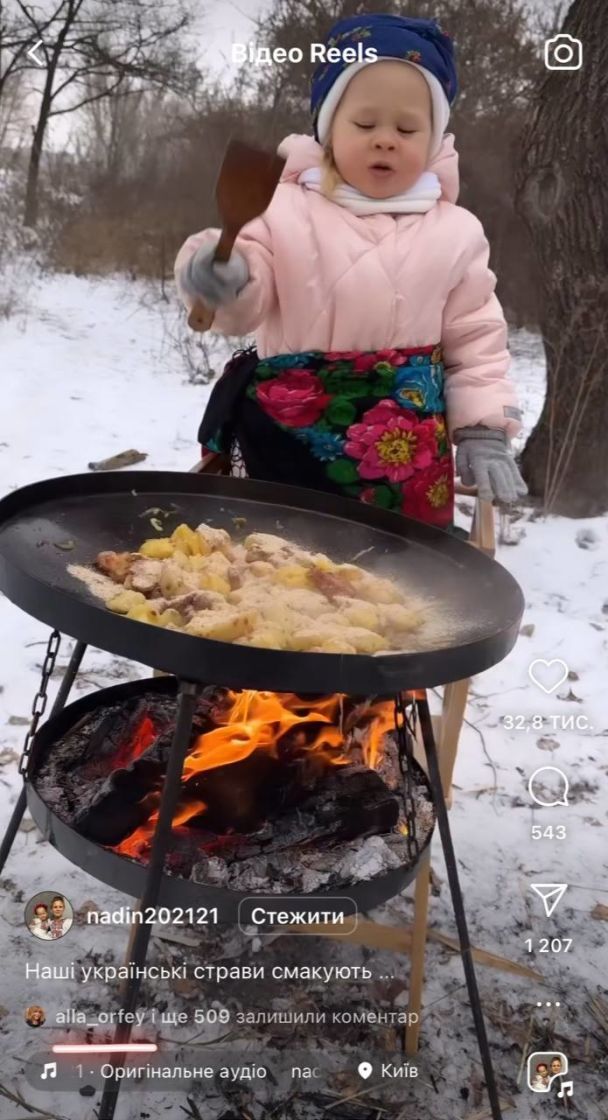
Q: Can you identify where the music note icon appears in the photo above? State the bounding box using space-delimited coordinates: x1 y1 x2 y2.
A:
41 1062 57 1080
557 1080 574 1098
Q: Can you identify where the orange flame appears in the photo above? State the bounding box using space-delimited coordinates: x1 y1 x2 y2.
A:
182 690 349 777
112 691 397 857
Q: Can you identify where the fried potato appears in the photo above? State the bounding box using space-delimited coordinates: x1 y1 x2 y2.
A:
139 538 174 560
171 524 204 557
236 626 287 649
278 588 331 617
337 598 380 631
185 608 258 642
108 589 146 614
332 626 386 654
315 637 357 654
157 609 184 628
202 551 232 578
159 560 200 599
273 564 309 589
288 628 329 652
309 552 338 572
126 603 162 625
196 524 234 558
247 560 275 578
197 572 231 597
377 602 423 632
356 573 406 604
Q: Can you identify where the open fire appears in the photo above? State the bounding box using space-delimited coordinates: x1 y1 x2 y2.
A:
33 683 435 895
115 690 397 857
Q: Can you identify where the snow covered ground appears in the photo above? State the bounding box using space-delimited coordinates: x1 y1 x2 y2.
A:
0 275 606 1120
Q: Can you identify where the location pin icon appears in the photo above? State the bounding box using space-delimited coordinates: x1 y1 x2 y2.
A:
358 1061 373 1080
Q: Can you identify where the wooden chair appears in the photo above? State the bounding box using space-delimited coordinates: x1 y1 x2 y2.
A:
191 456 496 1055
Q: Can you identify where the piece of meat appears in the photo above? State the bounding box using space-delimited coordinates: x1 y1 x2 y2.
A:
164 590 226 621
227 564 243 590
243 532 297 566
308 567 355 601
124 557 163 595
95 551 136 584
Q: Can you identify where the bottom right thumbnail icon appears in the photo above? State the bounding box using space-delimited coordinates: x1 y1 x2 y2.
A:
527 1051 573 1096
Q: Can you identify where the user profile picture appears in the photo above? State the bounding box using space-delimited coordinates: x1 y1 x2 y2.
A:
25 892 74 941
527 1050 568 1092
25 1005 46 1028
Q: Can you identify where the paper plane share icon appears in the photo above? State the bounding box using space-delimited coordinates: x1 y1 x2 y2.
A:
530 883 568 918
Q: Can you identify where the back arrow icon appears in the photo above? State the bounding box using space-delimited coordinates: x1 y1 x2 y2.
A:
27 39 45 67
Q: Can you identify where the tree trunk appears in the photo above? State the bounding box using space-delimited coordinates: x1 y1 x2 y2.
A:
515 0 608 516
23 55 58 228
24 111 47 227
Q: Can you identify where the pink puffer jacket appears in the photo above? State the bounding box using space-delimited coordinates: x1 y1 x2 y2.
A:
175 132 521 438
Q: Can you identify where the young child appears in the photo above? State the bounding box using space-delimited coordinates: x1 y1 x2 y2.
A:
29 902 51 939
175 13 526 528
531 1062 550 1091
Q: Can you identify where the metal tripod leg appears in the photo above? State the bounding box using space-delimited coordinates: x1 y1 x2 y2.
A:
98 679 199 1120
416 693 503 1120
0 638 87 875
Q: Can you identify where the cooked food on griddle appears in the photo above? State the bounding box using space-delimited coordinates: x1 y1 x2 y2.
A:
73 526 424 654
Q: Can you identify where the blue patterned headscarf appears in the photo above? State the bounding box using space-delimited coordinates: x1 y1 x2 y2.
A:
311 14 458 143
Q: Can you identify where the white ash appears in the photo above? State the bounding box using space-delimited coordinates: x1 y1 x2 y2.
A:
190 791 433 896
337 835 402 880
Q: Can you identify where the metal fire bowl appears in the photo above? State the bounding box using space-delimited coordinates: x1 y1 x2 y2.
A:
27 677 435 923
0 472 525 695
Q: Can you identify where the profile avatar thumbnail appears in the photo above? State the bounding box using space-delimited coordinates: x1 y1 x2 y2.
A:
528 1051 568 1093
25 892 73 940
25 1005 46 1028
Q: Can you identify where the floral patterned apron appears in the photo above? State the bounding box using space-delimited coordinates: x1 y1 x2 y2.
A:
200 344 454 528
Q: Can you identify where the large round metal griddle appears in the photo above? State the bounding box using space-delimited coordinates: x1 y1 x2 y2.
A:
0 472 524 694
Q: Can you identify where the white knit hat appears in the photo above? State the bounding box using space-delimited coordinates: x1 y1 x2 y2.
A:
315 59 451 160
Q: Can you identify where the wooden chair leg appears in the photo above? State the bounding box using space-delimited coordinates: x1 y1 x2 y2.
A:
405 850 432 1056
438 678 470 808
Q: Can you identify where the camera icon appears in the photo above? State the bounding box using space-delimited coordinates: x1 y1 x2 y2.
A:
544 34 582 70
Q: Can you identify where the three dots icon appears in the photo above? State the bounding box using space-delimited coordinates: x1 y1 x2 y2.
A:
537 1001 561 1008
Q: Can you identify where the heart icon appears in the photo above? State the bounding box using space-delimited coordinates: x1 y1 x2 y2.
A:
528 659 569 695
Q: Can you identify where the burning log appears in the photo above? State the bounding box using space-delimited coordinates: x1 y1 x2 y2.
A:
169 764 399 864
73 691 221 844
78 698 153 778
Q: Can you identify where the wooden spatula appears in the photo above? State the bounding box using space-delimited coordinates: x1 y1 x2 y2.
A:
187 139 286 332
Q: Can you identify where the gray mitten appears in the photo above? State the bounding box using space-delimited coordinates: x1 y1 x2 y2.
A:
181 238 249 308
454 425 528 504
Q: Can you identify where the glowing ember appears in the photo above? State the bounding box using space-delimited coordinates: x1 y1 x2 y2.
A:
114 714 156 768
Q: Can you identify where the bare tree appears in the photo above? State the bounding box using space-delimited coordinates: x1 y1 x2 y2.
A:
14 0 196 226
73 76 151 180
0 0 46 105
516 0 608 515
248 0 540 134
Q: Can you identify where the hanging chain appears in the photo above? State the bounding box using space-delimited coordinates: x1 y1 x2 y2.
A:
18 630 62 777
394 692 420 864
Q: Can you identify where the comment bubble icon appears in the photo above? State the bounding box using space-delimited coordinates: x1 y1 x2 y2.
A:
528 766 569 807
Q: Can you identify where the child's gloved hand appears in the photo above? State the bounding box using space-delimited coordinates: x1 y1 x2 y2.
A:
454 426 528 505
181 238 250 308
